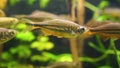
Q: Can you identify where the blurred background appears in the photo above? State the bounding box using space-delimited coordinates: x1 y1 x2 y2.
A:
0 0 120 68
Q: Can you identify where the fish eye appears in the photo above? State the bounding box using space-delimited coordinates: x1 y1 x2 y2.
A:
10 31 14 35
77 27 85 33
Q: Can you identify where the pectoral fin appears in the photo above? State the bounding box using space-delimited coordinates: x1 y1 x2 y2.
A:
94 33 120 41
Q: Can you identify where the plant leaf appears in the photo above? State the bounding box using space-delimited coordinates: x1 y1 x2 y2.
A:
39 0 50 8
28 0 36 5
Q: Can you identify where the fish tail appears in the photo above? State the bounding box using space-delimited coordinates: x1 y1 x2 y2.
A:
16 19 35 32
20 19 34 26
21 19 44 31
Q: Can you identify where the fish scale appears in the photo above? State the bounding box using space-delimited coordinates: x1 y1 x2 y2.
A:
32 19 80 33
25 19 120 40
0 28 18 44
26 19 87 38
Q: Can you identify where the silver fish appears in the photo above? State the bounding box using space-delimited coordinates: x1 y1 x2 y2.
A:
0 17 19 28
26 19 88 38
27 19 120 40
14 10 60 22
0 28 18 44
88 22 120 40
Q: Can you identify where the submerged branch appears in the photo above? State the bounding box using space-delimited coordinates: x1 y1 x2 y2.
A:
68 0 79 64
77 0 85 25
77 0 85 68
0 45 3 61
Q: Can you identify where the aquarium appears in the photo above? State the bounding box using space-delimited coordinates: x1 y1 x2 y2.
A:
0 0 120 68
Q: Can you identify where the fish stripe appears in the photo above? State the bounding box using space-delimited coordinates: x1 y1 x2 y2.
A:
33 23 79 33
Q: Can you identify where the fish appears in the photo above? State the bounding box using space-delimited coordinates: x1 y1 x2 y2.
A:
0 9 6 17
13 10 61 22
26 19 89 38
0 17 19 28
88 22 120 40
26 19 120 40
85 20 120 40
0 28 18 44
99 8 120 18
0 0 7 10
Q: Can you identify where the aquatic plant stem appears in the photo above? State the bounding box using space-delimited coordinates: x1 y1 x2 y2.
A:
77 0 85 67
69 0 85 68
110 39 120 68
77 0 85 25
0 45 3 61
70 39 79 62
85 2 99 19
69 0 79 65
85 2 99 12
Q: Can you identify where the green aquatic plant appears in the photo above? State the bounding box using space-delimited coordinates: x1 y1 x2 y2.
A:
31 36 54 51
9 0 50 8
9 0 21 6
0 21 73 67
0 45 31 68
0 0 120 68
83 35 120 68
110 39 120 68
39 0 50 8
88 35 105 53
16 31 35 42
85 1 120 67
28 0 36 5
0 18 54 67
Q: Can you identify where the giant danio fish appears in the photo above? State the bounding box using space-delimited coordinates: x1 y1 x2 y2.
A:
26 19 89 38
0 28 18 44
26 19 120 40
0 17 19 28
88 22 120 40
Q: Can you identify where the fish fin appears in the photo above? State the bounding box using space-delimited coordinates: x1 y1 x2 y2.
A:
95 33 120 41
19 18 43 31
20 18 34 25
78 31 95 39
41 28 67 38
41 28 53 36
71 30 76 34
99 35 109 41
82 30 110 41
